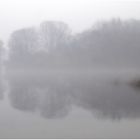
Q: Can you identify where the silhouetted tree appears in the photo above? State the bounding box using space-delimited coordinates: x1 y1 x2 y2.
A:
6 19 140 72
7 27 39 69
39 21 71 52
0 40 3 70
75 19 140 69
7 21 72 71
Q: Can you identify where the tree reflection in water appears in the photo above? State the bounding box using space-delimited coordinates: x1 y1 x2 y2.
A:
0 78 4 100
8 74 72 119
0 70 5 100
7 73 140 120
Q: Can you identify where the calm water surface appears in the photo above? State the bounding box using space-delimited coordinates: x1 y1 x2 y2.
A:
0 72 140 138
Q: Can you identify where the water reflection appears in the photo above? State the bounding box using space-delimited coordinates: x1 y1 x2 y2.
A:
73 78 140 120
0 71 4 100
8 75 72 118
7 73 140 120
0 80 4 100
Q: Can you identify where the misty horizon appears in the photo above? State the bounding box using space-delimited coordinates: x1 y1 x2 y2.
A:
1 0 140 138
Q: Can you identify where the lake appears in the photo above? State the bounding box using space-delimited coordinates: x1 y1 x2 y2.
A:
0 71 140 138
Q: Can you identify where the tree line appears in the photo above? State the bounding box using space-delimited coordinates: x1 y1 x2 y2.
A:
1 19 140 72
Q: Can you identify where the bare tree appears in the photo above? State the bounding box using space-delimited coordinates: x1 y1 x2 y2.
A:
9 27 38 57
39 21 71 52
0 40 3 66
7 27 39 69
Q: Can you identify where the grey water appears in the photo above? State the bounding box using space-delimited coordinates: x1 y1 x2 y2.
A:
0 71 140 138
1 0 140 138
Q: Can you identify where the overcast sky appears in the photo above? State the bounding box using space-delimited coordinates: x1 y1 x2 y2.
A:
0 0 140 42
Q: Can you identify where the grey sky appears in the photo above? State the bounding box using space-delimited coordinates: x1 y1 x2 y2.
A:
0 0 140 42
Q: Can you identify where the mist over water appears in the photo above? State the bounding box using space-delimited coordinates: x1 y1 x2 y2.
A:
5 73 140 120
1 0 140 138
0 71 140 138
1 18 140 138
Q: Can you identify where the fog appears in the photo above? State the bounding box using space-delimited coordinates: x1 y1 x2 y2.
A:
1 0 140 138
1 0 140 42
6 74 140 120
